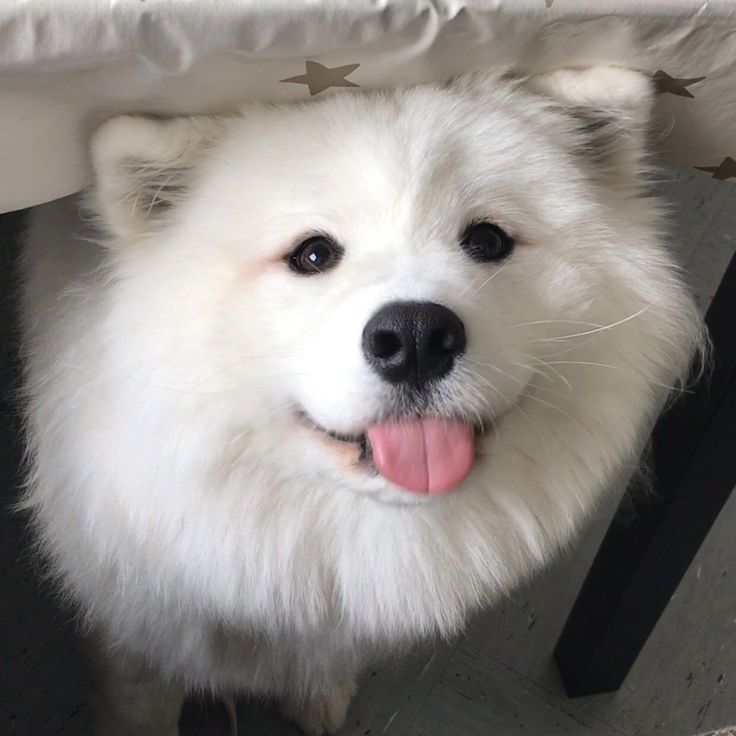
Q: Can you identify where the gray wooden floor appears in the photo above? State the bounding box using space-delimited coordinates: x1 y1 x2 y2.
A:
1 169 734 736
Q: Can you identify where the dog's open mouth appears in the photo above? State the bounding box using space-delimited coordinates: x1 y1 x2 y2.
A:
297 409 484 495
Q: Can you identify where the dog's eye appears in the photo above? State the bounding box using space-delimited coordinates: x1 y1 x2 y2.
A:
287 236 344 276
460 222 515 263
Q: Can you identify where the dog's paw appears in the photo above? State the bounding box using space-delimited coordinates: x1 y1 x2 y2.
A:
279 679 356 736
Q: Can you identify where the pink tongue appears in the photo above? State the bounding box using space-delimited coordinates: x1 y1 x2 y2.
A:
366 417 475 495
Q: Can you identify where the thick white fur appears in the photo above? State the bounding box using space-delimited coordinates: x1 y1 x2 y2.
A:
20 68 702 735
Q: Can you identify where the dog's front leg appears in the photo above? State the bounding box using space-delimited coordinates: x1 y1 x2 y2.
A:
87 640 186 736
279 676 357 736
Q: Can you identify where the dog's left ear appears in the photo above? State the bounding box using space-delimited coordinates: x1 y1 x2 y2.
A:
526 66 654 181
89 114 227 240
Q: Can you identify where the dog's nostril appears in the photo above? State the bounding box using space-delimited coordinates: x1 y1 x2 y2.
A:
372 330 402 359
430 327 460 354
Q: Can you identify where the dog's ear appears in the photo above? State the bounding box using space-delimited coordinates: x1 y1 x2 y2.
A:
90 115 227 239
526 67 654 181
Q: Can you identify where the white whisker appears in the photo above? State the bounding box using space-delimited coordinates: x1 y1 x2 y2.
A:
518 391 589 432
525 381 570 400
466 358 526 387
460 263 509 299
464 365 544 443
253 399 298 425
527 305 651 343
542 360 688 393
512 357 573 392
509 318 604 330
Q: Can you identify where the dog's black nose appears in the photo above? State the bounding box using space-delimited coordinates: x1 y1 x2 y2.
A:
362 301 466 389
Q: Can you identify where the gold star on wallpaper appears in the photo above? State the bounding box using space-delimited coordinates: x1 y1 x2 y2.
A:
280 61 360 96
694 157 736 181
652 70 706 98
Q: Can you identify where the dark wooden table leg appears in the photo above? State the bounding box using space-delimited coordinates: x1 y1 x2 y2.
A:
554 251 736 697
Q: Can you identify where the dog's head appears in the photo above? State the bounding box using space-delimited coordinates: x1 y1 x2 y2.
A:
89 68 701 513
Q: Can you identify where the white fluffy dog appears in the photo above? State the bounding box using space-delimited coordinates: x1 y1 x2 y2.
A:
19 67 702 735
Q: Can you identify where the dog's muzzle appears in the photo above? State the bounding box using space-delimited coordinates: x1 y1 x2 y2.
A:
336 301 476 495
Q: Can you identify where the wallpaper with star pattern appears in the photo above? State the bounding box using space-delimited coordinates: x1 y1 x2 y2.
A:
0 0 734 212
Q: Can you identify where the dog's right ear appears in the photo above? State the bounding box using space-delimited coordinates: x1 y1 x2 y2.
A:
90 115 227 240
524 67 654 184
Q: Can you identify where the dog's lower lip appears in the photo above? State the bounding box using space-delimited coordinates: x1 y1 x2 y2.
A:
358 434 369 462
325 427 364 444
296 408 487 448
296 409 365 445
